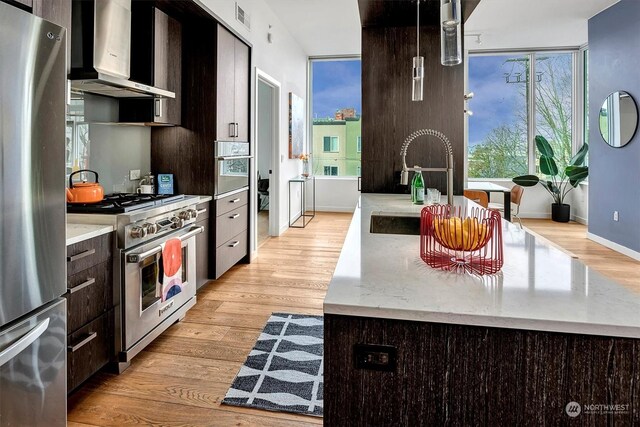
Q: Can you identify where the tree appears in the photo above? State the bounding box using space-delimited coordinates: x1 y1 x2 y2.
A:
469 54 574 178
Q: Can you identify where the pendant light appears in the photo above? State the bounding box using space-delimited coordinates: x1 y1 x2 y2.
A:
441 0 462 66
412 0 424 102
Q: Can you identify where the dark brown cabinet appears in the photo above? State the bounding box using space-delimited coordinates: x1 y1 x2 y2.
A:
65 232 114 393
216 24 249 142
121 3 182 125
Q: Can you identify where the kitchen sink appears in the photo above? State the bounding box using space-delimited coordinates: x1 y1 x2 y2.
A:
369 213 421 235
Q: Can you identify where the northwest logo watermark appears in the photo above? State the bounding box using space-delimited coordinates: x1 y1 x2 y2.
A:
565 401 630 417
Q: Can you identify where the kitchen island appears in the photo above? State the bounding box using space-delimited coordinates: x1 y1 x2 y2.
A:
324 194 640 425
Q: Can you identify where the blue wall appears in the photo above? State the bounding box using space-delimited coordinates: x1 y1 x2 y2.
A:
588 0 640 252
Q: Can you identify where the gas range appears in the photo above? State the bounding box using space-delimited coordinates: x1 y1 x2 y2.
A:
67 193 186 214
67 193 207 250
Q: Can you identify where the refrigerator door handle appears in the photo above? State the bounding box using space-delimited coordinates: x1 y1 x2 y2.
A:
0 318 50 367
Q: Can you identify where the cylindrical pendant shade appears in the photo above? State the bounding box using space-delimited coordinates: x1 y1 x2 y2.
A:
440 0 461 66
412 56 424 101
441 25 461 66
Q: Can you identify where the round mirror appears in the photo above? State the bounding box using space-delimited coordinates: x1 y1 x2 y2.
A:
599 91 638 148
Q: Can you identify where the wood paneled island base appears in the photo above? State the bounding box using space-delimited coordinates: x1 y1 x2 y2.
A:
324 313 640 425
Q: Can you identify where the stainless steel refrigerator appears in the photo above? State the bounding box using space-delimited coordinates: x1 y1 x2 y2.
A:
0 2 68 426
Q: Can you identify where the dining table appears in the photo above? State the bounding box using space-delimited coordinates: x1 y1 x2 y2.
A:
466 181 512 221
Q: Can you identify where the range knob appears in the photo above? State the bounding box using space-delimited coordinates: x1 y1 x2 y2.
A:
143 222 158 235
178 210 191 220
170 216 184 229
130 226 147 238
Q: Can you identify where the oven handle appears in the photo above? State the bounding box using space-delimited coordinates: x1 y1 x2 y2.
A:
126 226 204 263
216 155 253 161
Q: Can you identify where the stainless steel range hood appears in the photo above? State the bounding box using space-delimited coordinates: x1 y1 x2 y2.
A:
69 0 175 99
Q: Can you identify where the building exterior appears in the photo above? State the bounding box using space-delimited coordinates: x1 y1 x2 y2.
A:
312 109 361 176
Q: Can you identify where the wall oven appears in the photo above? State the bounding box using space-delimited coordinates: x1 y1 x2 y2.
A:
215 141 251 196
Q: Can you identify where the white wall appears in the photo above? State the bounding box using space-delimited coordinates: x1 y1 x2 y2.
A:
257 80 273 181
311 177 360 212
196 0 309 245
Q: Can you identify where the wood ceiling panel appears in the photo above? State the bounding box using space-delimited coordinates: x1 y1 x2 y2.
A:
358 0 481 27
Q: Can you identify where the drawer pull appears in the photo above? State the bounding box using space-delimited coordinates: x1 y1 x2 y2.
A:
230 198 241 204
229 241 240 248
67 332 97 352
68 278 96 294
196 208 207 215
229 213 240 219
67 248 96 263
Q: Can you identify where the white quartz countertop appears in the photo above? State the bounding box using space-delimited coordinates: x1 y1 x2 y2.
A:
66 223 115 246
324 194 640 339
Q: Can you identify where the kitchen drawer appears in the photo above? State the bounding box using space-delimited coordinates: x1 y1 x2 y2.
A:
67 232 113 276
216 204 248 248
216 190 248 217
65 261 113 334
67 309 113 393
215 230 247 279
196 201 210 221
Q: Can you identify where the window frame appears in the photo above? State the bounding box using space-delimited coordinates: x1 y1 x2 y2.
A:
323 136 340 153
323 165 339 176
467 48 584 178
356 136 362 153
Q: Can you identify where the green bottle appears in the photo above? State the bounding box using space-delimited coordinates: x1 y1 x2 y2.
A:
412 167 425 205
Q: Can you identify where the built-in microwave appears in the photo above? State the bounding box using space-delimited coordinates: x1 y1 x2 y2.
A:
215 141 251 196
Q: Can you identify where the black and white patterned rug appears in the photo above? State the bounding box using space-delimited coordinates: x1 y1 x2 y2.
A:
221 313 324 417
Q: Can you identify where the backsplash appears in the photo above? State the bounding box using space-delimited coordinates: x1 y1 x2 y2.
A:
67 94 151 193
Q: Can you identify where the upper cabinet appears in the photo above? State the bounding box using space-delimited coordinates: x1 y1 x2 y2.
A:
120 2 182 125
216 24 249 142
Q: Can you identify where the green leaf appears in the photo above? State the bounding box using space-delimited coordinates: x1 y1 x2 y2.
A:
535 135 554 158
513 175 540 187
566 166 588 187
569 143 589 166
539 155 559 176
539 181 561 203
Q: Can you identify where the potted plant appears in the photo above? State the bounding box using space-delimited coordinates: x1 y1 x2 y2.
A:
513 135 588 223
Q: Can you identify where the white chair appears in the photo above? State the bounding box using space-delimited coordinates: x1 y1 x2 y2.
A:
488 185 524 228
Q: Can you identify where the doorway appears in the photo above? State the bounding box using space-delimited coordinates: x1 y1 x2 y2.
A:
255 69 281 247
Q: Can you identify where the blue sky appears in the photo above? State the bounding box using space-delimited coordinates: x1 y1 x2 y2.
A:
312 60 362 119
468 55 527 147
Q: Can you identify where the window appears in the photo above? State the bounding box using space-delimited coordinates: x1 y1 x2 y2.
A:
323 136 339 152
324 166 339 176
356 166 361 177
468 51 580 179
311 58 362 177
356 136 362 153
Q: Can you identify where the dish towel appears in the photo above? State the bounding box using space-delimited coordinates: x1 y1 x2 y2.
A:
157 238 183 302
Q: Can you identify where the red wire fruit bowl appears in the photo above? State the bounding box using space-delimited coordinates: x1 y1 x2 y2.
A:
420 204 504 275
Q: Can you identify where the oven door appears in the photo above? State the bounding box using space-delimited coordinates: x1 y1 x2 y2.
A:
215 141 251 195
122 226 202 351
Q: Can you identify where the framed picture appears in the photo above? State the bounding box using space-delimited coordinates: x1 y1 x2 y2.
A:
289 92 305 159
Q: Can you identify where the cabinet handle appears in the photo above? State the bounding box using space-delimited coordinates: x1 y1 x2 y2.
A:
154 98 162 117
230 198 241 204
229 123 235 138
229 241 240 248
235 123 239 137
67 248 96 263
196 208 207 215
67 332 97 352
229 213 240 219
67 278 96 294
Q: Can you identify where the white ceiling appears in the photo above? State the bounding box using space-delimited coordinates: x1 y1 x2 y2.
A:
264 0 361 56
264 0 620 57
465 0 620 51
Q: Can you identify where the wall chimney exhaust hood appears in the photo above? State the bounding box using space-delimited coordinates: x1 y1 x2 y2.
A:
69 0 175 99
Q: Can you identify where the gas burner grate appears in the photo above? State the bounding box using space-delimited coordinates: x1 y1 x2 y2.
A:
67 193 186 214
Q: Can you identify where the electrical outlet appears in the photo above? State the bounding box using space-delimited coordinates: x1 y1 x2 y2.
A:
129 169 141 180
354 344 397 372
613 211 619 222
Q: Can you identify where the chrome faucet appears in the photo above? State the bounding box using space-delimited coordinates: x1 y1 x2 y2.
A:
400 129 454 205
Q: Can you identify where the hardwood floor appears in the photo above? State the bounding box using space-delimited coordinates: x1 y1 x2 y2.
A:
67 212 352 427
67 212 639 426
522 219 640 289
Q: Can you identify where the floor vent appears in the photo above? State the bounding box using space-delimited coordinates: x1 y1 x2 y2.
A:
235 3 250 31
